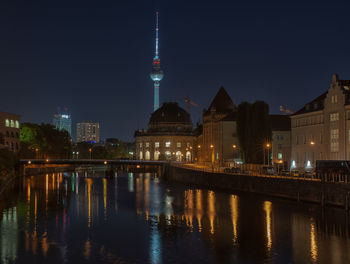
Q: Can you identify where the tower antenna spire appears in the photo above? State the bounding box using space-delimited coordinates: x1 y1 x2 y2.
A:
155 11 159 59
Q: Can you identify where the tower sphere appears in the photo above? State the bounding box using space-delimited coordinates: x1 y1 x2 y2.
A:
150 69 164 82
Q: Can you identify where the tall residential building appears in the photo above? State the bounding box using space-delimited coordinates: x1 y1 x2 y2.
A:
52 110 72 136
270 115 291 168
291 73 350 170
76 122 100 143
150 12 164 112
0 112 21 152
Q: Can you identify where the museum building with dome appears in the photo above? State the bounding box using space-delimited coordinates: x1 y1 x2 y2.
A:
134 102 195 161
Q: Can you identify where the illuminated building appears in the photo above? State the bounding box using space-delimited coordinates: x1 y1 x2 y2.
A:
270 115 291 168
52 109 72 136
76 122 100 143
150 12 164 112
291 74 350 169
199 87 240 167
0 112 20 151
135 102 195 161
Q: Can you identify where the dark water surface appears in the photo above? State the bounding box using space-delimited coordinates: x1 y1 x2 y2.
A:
1 170 350 263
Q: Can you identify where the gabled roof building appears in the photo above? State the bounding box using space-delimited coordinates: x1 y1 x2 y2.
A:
291 74 350 169
199 86 240 167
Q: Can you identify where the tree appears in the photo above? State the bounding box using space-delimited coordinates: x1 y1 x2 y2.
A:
19 123 72 159
237 101 272 164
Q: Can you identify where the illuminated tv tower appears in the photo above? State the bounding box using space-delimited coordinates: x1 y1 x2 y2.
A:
150 12 164 111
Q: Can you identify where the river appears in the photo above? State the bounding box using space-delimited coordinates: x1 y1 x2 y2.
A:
0 170 350 263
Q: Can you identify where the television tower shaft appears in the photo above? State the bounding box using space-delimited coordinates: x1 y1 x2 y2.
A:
150 12 164 111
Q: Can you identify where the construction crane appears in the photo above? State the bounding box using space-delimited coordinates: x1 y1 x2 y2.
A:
184 95 198 114
279 103 294 115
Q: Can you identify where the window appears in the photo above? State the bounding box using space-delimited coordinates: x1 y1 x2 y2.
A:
331 129 339 153
331 142 339 152
278 144 282 150
186 142 190 147
155 142 160 148
330 113 339 121
10 120 14 128
165 141 171 147
278 153 282 159
139 142 142 148
331 129 339 140
145 142 149 148
177 142 181 148
10 132 14 138
5 119 9 127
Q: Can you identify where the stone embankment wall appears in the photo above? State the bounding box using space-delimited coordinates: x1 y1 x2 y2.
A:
165 165 350 209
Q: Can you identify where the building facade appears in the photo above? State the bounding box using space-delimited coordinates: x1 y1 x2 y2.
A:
270 115 291 168
0 112 20 152
135 102 195 161
53 112 72 136
199 87 240 167
76 122 100 143
291 74 350 170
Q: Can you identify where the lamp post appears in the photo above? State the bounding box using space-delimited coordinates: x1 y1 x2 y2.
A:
89 148 92 160
233 144 237 166
266 143 271 166
35 148 39 159
210 144 214 170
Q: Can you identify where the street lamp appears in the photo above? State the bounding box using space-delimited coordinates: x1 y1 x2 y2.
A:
35 148 39 159
210 144 214 169
89 148 92 160
265 143 271 166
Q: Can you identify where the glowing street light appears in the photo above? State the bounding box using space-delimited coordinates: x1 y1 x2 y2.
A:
89 148 92 160
310 141 315 146
265 143 271 165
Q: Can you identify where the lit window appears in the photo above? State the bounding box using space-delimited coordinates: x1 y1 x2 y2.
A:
15 120 19 128
139 142 142 148
165 142 171 147
186 142 190 147
278 153 282 159
10 120 14 127
145 142 149 148
5 119 9 127
177 142 181 148
330 113 339 122
155 142 160 148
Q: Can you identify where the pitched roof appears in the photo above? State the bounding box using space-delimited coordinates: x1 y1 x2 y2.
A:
205 86 235 115
270 115 291 131
292 92 327 116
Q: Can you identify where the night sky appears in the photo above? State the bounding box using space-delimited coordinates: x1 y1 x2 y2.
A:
2 0 350 141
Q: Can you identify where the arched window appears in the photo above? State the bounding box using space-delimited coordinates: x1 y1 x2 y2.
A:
165 151 171 160
145 151 150 160
5 119 9 127
6 131 9 137
186 151 191 162
16 132 19 138
11 132 14 138
139 151 143 160
154 151 160 161
176 151 182 161
15 120 19 128
10 120 14 128
15 143 18 151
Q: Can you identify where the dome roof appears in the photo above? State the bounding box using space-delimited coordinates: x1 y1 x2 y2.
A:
149 102 191 124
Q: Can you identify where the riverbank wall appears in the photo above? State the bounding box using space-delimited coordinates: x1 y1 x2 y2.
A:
165 165 350 209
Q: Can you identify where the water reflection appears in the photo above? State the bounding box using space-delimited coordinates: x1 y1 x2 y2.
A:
310 218 318 263
230 195 239 245
0 171 350 263
264 201 272 253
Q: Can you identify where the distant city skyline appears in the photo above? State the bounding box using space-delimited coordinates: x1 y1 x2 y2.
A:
2 0 350 141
